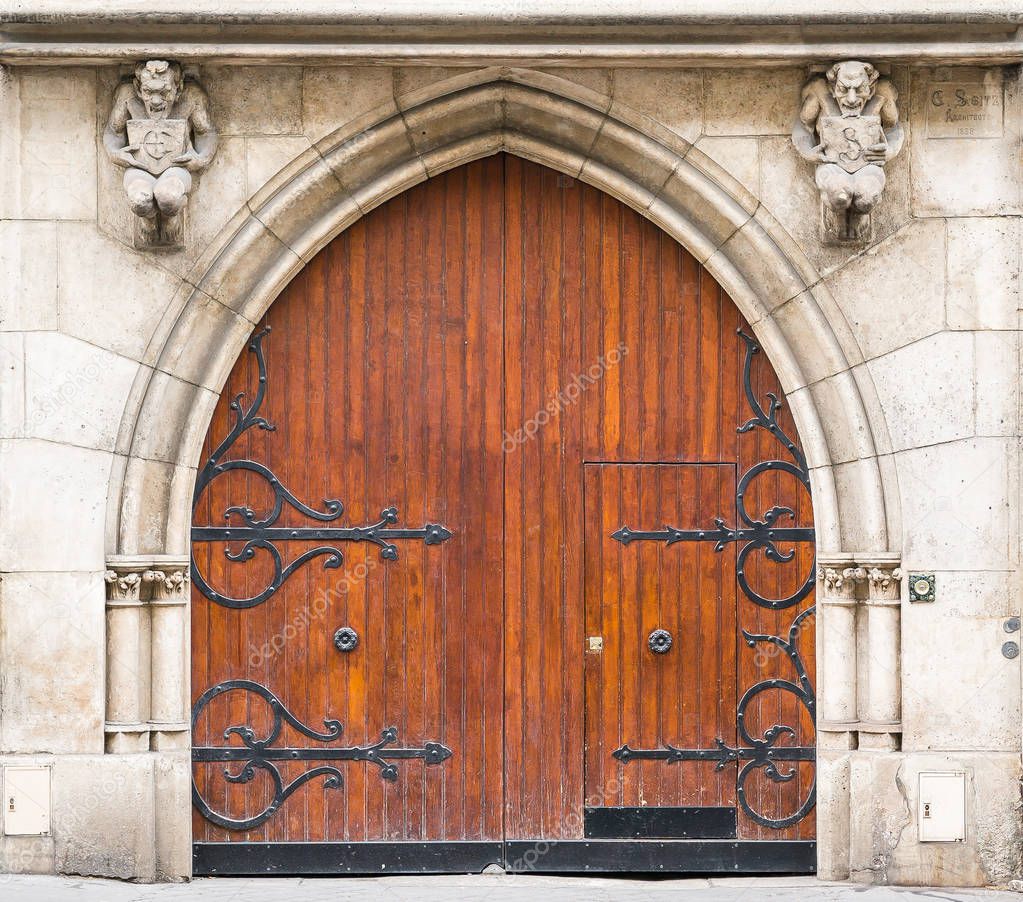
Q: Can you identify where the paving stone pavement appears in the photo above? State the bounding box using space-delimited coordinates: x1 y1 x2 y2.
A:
1 876 1021 902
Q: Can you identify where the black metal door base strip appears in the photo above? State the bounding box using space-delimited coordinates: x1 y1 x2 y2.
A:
193 840 816 876
584 805 736 839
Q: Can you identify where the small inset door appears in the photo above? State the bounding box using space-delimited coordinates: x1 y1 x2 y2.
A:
583 463 739 839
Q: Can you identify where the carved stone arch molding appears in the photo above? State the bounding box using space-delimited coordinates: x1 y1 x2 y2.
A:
107 67 900 876
110 67 895 559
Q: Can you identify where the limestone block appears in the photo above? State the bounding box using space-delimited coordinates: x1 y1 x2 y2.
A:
0 68 97 220
303 66 396 143
896 437 1016 572
0 334 24 439
153 752 191 880
866 331 974 453
693 136 759 197
825 219 946 362
802 370 877 466
394 67 467 110
0 835 54 876
849 363 894 457
902 607 1020 752
910 67 1022 217
129 371 218 465
816 748 852 880
0 440 111 572
946 217 1021 331
117 456 195 557
245 135 314 200
829 457 891 554
186 135 250 266
704 68 804 137
849 751 1021 886
541 68 612 103
0 222 58 331
0 572 105 753
56 225 182 362
205 65 302 136
23 333 138 453
611 68 703 143
51 754 156 881
974 330 1019 437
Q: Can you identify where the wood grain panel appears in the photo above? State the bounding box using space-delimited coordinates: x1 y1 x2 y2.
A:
192 153 816 855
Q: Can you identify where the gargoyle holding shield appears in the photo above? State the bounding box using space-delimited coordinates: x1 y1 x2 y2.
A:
792 61 903 243
104 60 217 248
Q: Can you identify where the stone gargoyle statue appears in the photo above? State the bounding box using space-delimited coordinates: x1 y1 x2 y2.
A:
103 59 217 249
792 61 903 243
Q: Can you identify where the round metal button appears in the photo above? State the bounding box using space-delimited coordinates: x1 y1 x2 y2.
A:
333 626 359 653
648 629 673 655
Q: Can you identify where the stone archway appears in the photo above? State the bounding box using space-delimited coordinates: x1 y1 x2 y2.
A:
105 67 900 879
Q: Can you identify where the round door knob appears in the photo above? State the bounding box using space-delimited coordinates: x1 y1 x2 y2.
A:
648 629 673 654
333 626 359 653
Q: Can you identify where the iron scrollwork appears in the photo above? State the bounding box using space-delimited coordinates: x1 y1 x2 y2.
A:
192 680 452 831
610 329 816 830
613 606 816 829
190 327 453 609
611 329 815 611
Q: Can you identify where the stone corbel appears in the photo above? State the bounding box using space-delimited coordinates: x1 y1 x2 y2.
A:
792 61 904 245
103 59 218 250
104 555 190 753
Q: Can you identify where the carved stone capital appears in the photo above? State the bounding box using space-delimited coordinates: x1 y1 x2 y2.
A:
866 565 902 599
104 568 146 602
106 555 190 604
818 565 866 602
144 567 190 603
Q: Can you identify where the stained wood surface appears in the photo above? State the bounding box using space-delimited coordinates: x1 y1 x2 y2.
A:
192 154 816 847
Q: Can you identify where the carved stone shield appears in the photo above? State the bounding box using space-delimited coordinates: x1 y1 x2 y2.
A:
126 118 188 176
818 115 886 173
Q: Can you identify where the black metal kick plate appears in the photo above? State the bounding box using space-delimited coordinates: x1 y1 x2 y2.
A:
194 839 816 876
584 805 737 839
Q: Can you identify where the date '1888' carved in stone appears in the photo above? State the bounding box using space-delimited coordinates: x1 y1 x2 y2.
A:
104 60 218 249
792 61 903 244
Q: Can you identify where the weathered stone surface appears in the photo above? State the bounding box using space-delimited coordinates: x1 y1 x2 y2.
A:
946 216 1021 331
302 66 396 143
205 65 303 136
866 331 974 452
896 437 1016 572
23 332 138 452
0 222 59 331
910 67 1022 217
0 440 111 572
0 572 105 753
612 68 703 142
1 68 97 220
824 219 947 362
705 68 804 136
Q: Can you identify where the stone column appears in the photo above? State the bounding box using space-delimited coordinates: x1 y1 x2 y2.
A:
145 559 190 751
860 557 903 749
817 556 865 728
104 560 150 753
815 555 864 881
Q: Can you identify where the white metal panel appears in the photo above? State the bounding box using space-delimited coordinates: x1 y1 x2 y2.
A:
918 771 966 842
2 766 51 836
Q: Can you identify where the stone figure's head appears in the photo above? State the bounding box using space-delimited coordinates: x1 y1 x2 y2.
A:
826 61 879 117
133 59 183 118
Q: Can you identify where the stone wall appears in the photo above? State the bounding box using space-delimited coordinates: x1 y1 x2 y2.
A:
0 60 1019 884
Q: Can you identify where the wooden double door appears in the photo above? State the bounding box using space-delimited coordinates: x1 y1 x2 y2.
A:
190 155 816 875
